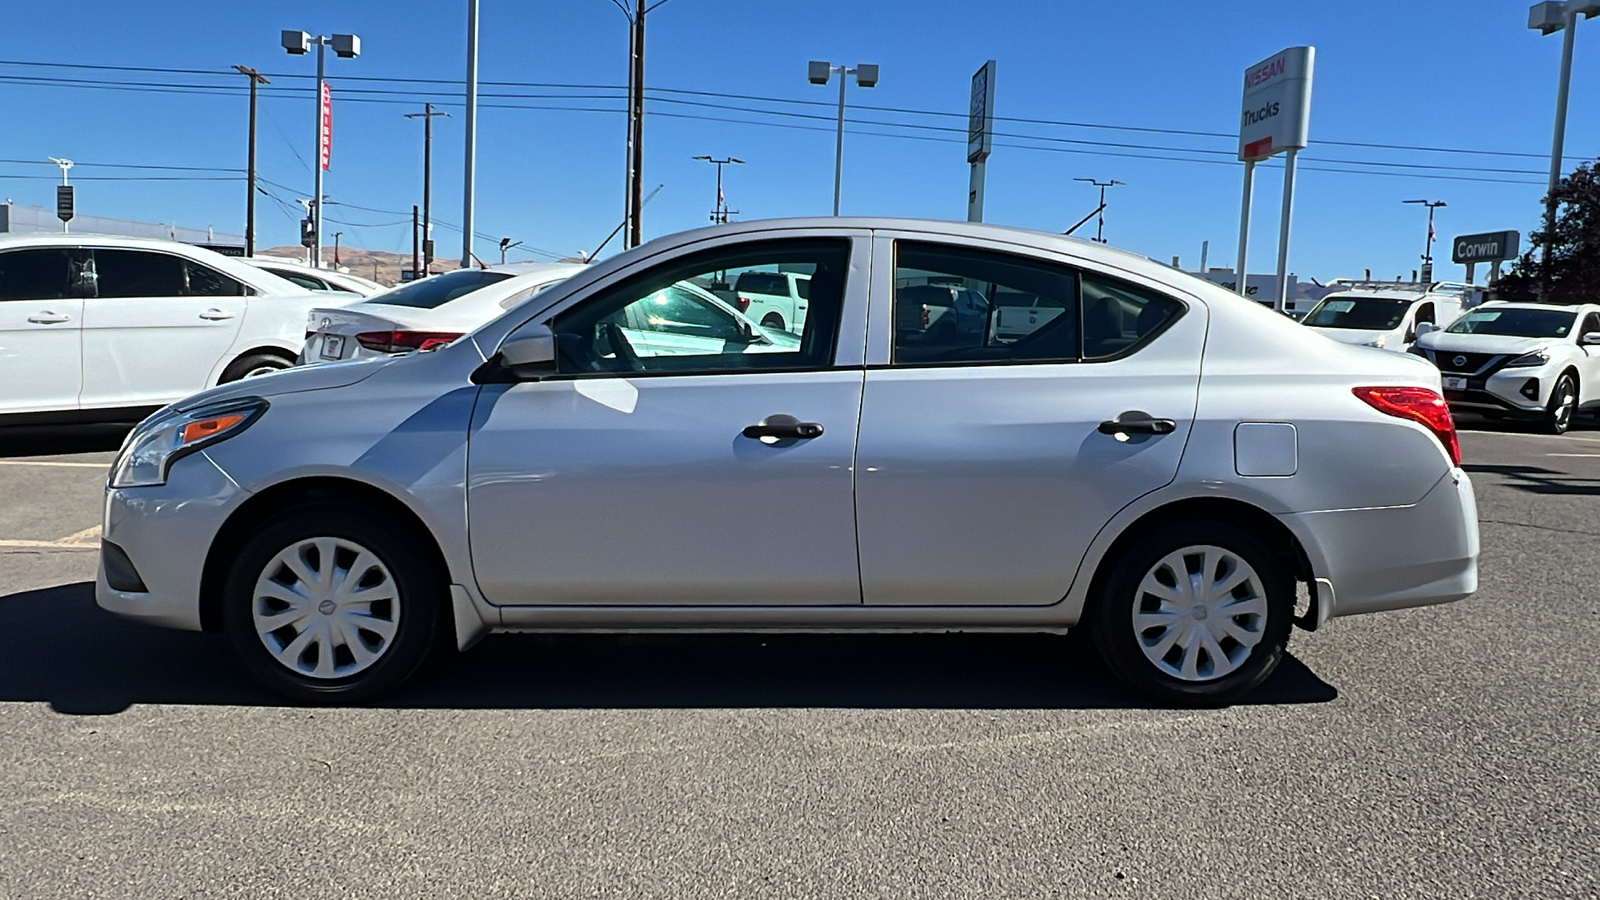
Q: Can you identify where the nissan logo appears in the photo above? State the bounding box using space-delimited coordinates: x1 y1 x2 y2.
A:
1453 355 1468 368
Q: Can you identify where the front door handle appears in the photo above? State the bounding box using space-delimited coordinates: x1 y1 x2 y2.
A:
199 308 236 321
743 414 824 441
27 312 72 325
1098 414 1177 436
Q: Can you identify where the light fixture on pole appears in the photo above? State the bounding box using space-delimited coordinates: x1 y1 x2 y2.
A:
808 60 879 216
405 104 450 274
282 29 360 269
693 155 744 224
1403 199 1447 283
1528 1 1599 297
1073 178 1124 243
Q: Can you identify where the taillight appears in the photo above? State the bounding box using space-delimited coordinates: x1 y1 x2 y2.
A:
921 303 930 328
733 295 751 313
1353 385 1460 465
354 330 464 353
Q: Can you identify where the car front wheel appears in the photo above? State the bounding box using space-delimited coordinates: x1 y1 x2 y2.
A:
1541 373 1577 435
222 507 444 704
1088 520 1294 706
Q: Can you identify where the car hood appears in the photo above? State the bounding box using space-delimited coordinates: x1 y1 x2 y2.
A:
1415 333 1549 355
1307 326 1392 346
172 354 396 412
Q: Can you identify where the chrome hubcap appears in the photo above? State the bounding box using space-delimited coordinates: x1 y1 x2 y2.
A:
1132 545 1268 682
1557 385 1575 426
252 537 400 680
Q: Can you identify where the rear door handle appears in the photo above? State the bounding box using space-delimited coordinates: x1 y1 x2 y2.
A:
1098 415 1177 436
199 308 236 321
27 312 72 325
743 414 824 441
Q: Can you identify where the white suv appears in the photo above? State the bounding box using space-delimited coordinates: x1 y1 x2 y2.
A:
1301 282 1466 353
0 233 356 424
732 270 811 334
1412 301 1600 434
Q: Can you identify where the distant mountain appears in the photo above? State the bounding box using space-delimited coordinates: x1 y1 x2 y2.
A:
259 246 461 287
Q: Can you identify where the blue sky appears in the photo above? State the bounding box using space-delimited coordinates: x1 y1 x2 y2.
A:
1 0 1596 282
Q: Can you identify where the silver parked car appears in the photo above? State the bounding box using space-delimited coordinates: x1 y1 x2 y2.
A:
98 218 1479 705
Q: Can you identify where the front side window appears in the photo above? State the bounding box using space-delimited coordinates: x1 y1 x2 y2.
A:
0 248 80 301
890 241 1183 365
1447 308 1575 338
553 239 847 375
91 249 186 298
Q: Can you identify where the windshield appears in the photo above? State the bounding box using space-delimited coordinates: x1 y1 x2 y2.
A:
369 269 514 309
1446 308 1575 338
1302 296 1411 330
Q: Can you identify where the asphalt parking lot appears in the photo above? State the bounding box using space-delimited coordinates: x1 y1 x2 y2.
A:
0 421 1596 899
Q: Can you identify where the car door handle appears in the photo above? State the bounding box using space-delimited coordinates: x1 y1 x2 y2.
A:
27 312 72 325
743 415 824 440
199 308 236 321
1098 415 1177 436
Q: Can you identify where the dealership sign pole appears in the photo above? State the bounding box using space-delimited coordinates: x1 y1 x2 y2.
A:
1235 46 1314 311
967 60 996 222
1451 229 1520 285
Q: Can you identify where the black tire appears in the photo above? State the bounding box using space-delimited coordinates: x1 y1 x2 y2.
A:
222 506 445 704
760 313 786 331
1088 520 1294 706
1541 372 1578 435
219 351 293 383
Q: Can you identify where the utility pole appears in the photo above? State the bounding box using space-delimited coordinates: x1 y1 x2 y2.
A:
233 65 269 257
406 104 449 273
1073 178 1124 243
616 0 675 249
462 0 480 268
412 206 421 280
693 155 744 223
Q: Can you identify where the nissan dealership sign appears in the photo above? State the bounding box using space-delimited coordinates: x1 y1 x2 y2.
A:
1238 46 1314 162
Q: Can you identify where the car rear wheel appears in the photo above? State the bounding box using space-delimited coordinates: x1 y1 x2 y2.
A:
1088 520 1294 706
1541 373 1577 435
760 313 786 331
220 351 293 383
222 507 444 704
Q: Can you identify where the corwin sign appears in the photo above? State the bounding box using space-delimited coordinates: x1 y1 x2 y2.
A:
1238 46 1314 162
1451 230 1520 264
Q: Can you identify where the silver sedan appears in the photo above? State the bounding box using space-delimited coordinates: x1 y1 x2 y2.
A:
98 218 1479 705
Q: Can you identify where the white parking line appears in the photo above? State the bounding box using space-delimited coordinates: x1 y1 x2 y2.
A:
1546 453 1600 458
0 460 109 468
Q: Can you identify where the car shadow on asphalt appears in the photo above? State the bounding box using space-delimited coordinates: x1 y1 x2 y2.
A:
0 425 131 458
1462 463 1600 496
0 582 1338 715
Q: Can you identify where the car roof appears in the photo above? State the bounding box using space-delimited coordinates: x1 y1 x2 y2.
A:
1473 302 1599 313
0 232 313 295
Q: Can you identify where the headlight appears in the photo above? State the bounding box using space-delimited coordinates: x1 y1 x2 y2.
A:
1504 349 1550 367
110 398 267 488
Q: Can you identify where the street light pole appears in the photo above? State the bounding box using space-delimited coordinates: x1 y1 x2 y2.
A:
233 65 269 257
809 61 879 216
282 30 360 268
1073 178 1124 243
1403 199 1447 283
406 103 449 274
693 156 744 223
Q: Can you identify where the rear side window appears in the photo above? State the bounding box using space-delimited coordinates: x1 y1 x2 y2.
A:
269 269 331 291
734 272 788 295
0 248 79 301
1080 271 1185 360
371 268 514 309
92 249 185 298
186 261 246 297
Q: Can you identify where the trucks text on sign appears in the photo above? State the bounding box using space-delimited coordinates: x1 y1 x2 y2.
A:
1238 46 1314 162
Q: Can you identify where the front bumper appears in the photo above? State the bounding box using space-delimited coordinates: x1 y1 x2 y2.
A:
95 450 247 631
1443 366 1549 416
1286 467 1478 620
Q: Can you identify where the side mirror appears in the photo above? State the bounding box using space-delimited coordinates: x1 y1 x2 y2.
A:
1415 321 1438 338
497 324 557 377
1581 331 1600 347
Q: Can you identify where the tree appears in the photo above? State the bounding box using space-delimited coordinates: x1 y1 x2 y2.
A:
1496 158 1600 304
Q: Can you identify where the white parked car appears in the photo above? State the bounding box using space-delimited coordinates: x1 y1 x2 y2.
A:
98 218 1478 707
733 269 811 334
0 233 359 424
301 263 586 364
1301 282 1466 352
1412 301 1600 434
245 257 386 298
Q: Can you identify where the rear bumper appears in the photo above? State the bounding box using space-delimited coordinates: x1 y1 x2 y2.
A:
1287 468 1478 619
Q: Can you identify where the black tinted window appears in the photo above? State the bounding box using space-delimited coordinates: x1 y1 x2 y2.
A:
734 272 788 295
0 249 76 301
185 261 245 296
372 269 514 309
1080 271 1185 360
269 269 330 291
92 249 185 298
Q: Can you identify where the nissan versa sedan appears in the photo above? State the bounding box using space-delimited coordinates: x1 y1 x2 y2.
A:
97 218 1480 706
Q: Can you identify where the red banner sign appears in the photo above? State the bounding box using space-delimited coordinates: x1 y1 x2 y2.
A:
319 83 332 171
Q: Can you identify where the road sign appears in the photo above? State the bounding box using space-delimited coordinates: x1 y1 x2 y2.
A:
1238 47 1314 162
967 60 996 164
55 185 74 223
319 83 332 171
1451 230 1520 264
